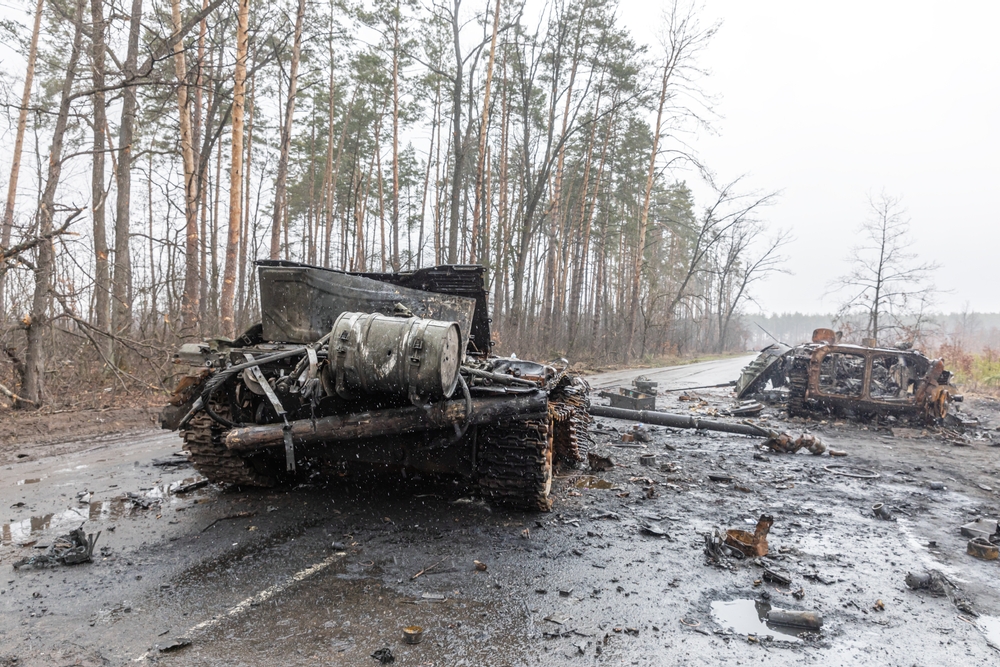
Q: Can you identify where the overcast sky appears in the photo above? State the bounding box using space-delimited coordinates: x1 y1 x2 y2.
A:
620 0 1000 316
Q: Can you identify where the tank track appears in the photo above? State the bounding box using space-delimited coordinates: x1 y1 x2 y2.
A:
549 375 592 465
477 416 553 511
182 409 277 488
787 355 810 418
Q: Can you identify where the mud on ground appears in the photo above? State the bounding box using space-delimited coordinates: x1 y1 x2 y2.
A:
2 366 1000 665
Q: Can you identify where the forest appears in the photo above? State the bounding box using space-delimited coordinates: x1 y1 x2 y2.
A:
0 0 789 407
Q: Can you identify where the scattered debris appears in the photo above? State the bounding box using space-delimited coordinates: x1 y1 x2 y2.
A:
905 570 978 616
402 626 423 645
823 464 880 479
765 608 823 631
200 511 256 533
13 527 100 569
725 401 765 417
473 560 487 571
172 478 209 494
599 387 656 411
961 519 998 540
640 522 671 539
764 431 826 455
872 503 894 521
151 453 191 468
633 376 658 394
762 568 792 586
371 647 395 664
157 638 192 653
725 515 773 558
928 481 946 491
967 537 999 560
587 452 614 471
639 454 657 467
411 559 445 580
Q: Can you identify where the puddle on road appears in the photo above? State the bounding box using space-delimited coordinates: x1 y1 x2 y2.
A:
977 615 1000 651
574 476 617 489
2 477 212 544
710 599 807 642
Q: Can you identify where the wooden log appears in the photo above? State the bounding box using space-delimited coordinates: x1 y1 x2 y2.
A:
225 392 547 451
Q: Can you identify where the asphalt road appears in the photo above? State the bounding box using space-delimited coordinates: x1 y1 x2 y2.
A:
3 354 1000 666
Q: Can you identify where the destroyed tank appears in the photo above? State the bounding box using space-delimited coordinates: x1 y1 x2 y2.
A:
160 261 590 511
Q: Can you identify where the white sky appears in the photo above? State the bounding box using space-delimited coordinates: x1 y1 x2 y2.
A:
620 0 1000 315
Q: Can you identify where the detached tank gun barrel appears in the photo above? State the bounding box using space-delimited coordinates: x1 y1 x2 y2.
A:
225 392 548 452
588 405 769 438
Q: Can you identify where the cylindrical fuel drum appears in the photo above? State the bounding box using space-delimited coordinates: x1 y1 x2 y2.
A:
328 312 462 405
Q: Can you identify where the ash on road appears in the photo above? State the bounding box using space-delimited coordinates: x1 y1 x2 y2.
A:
3 355 1000 666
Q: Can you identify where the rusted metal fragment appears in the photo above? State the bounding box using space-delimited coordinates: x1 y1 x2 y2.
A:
725 514 773 558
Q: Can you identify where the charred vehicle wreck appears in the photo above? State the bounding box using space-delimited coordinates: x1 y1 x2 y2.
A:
161 261 590 511
737 329 959 423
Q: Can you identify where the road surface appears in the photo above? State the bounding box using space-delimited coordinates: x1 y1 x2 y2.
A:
2 355 999 666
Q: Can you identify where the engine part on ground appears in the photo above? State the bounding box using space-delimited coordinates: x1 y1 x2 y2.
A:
725 514 773 558
328 311 461 405
589 404 769 437
598 387 656 411
162 261 591 513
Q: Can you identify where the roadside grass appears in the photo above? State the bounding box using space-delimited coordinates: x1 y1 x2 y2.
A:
938 344 1000 397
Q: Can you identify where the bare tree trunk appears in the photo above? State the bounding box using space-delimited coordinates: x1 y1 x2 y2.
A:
417 78 441 269
111 0 142 354
269 0 306 260
568 93 611 349
237 45 255 322
171 0 200 333
89 0 111 361
22 0 85 407
447 0 464 264
195 0 208 323
221 0 249 335
390 0 401 271
469 0 501 264
0 0 45 319
326 86 357 268
625 61 670 359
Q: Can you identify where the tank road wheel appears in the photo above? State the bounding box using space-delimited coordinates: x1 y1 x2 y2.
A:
477 416 554 512
183 408 278 488
787 356 810 418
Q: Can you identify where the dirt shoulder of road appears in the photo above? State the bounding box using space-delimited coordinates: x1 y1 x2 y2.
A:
0 404 161 465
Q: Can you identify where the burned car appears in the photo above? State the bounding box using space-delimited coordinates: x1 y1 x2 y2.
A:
160 261 590 511
737 329 958 423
